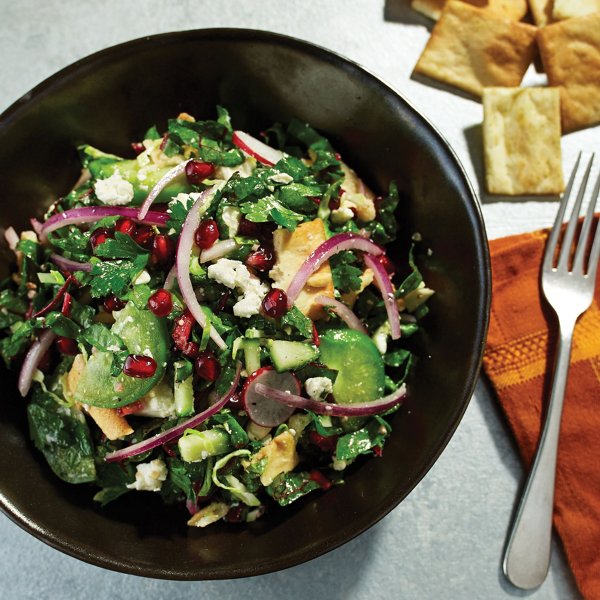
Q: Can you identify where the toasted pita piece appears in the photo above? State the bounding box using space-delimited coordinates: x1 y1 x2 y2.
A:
67 354 133 440
269 218 334 320
552 0 600 21
529 0 554 26
411 0 527 20
538 13 600 132
413 2 537 97
483 87 564 195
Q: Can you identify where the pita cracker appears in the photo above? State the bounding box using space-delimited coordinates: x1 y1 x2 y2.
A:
529 0 554 26
537 12 600 132
552 0 600 21
483 87 564 196
414 1 537 97
411 0 527 20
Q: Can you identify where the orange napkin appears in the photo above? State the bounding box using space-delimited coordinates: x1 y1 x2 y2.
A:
482 227 600 600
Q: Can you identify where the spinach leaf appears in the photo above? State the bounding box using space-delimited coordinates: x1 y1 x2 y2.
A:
239 196 304 230
335 416 391 461
364 181 400 244
330 251 363 293
27 388 96 484
281 305 313 338
266 471 320 507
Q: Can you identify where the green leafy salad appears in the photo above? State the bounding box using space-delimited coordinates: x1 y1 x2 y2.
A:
0 107 433 527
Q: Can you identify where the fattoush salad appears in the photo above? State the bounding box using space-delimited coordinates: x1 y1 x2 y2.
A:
0 107 433 527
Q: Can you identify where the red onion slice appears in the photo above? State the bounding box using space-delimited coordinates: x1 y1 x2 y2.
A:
286 232 383 307
50 253 92 273
40 207 169 241
18 330 57 397
176 187 227 350
30 219 44 237
363 254 401 340
105 362 241 462
163 265 177 291
254 382 407 417
231 130 283 166
314 294 367 334
137 159 191 220
199 239 239 264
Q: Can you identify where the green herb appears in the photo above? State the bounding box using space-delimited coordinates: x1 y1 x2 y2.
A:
281 305 313 338
335 416 391 461
89 254 149 298
266 471 320 507
94 232 149 260
330 251 363 293
239 196 305 231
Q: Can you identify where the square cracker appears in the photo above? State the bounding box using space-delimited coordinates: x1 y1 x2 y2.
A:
537 12 600 132
529 0 554 27
413 1 537 97
411 0 527 20
483 87 564 195
552 0 600 21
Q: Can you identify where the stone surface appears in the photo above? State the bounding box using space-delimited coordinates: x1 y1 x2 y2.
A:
0 1 593 598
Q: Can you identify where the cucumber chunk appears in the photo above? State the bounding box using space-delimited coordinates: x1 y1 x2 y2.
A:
268 340 319 373
178 428 232 462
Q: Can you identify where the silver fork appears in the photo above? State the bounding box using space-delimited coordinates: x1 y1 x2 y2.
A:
503 154 600 590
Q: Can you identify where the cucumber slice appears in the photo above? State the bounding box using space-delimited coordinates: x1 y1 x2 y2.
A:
268 340 319 373
178 428 232 462
244 338 262 376
174 375 194 416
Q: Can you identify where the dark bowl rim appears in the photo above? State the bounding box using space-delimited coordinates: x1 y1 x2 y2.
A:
0 27 491 580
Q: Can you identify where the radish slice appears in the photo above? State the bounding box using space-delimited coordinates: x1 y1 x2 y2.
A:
232 130 284 167
40 206 169 241
163 265 177 290
105 362 242 462
50 253 92 273
18 330 57 397
137 159 191 220
364 254 401 340
4 227 19 250
199 239 239 264
30 219 44 237
176 187 227 350
286 233 383 307
314 294 367 334
242 366 300 427
255 382 407 417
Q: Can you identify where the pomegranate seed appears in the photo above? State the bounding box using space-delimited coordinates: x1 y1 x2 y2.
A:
147 289 173 317
103 294 126 312
116 399 145 416
309 430 337 452
161 441 178 457
311 322 320 347
56 336 78 356
376 254 395 276
309 469 332 490
61 292 72 317
373 446 383 457
172 309 195 350
215 290 230 314
194 350 221 382
261 289 288 318
90 227 113 250
181 341 199 359
237 218 276 239
225 392 241 410
152 234 175 266
115 217 137 237
225 505 245 523
185 160 215 184
131 142 145 155
245 246 274 272
123 354 157 378
194 220 219 249
133 224 155 249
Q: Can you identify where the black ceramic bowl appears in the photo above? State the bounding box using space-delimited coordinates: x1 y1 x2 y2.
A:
0 29 490 579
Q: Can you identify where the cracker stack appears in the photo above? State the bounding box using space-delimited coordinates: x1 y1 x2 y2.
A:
411 0 600 196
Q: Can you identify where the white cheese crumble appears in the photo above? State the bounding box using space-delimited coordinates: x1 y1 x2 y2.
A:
94 172 134 206
207 258 269 318
126 459 168 492
221 206 241 237
269 172 293 184
304 377 333 401
330 206 354 225
133 270 151 285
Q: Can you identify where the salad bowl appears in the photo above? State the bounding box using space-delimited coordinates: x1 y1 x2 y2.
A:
0 29 490 579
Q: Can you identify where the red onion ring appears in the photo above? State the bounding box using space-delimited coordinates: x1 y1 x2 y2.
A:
137 159 191 220
40 207 169 241
105 362 242 462
176 187 227 350
363 255 401 340
314 294 367 334
163 265 177 290
254 382 407 417
50 253 92 273
31 275 74 319
285 232 383 307
18 330 57 397
199 239 239 264
30 219 44 237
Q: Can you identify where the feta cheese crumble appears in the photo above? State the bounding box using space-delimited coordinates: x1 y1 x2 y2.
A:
207 258 269 318
126 459 168 492
221 206 241 237
304 377 333 401
93 172 134 206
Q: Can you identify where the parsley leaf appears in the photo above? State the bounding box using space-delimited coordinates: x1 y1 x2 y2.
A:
364 181 400 244
167 196 195 235
94 232 149 260
281 305 313 338
330 251 363 293
89 254 148 298
239 196 304 231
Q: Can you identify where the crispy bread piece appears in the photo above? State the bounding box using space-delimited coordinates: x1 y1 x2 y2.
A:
413 1 537 97
411 0 527 20
269 218 334 320
552 0 600 21
529 0 554 26
537 13 600 132
483 87 564 195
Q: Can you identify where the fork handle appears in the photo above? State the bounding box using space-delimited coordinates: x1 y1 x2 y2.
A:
502 322 574 590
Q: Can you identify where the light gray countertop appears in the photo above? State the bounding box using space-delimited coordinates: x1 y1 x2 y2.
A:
1 1 594 598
